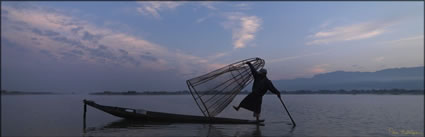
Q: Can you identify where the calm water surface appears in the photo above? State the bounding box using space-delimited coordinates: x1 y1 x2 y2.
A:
2 95 424 136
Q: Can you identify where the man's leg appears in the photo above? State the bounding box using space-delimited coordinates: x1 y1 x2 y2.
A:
254 113 260 121
233 105 240 111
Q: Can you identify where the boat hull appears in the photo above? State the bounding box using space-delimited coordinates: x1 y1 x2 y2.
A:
84 100 264 124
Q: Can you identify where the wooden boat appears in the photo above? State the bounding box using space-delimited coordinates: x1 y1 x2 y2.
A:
83 100 264 124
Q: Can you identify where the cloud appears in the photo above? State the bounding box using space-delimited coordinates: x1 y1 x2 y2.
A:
373 56 385 62
318 20 333 29
196 17 206 23
351 64 364 69
306 20 396 45
71 49 84 55
1 4 221 78
309 64 330 74
195 13 213 24
200 2 217 10
268 50 330 63
136 2 184 19
39 49 55 58
233 3 251 10
32 28 60 37
222 12 262 49
82 31 102 43
383 35 424 44
206 51 230 61
140 54 158 62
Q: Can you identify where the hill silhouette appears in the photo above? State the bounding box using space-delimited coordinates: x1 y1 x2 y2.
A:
274 66 424 90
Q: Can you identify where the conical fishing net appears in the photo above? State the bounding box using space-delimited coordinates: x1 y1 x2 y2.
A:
186 58 265 117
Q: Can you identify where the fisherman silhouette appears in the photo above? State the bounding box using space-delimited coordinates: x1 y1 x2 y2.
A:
233 58 281 121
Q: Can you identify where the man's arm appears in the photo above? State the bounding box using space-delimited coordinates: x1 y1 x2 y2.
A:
246 62 258 78
268 80 281 98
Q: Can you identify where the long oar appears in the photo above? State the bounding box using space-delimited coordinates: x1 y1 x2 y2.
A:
277 96 296 127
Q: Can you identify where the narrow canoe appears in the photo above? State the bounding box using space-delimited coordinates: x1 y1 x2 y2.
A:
83 99 264 124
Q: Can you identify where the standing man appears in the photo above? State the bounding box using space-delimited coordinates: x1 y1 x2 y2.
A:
233 58 281 121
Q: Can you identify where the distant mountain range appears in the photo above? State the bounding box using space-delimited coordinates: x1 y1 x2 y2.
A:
274 66 424 91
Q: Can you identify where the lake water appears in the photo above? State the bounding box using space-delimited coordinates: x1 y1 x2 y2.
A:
2 95 424 137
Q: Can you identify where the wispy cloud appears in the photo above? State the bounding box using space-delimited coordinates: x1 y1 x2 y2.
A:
309 64 330 74
222 12 261 49
195 5 261 49
383 35 424 44
199 2 217 10
233 3 251 10
136 2 184 19
268 50 330 63
306 19 397 45
206 51 230 61
318 20 333 29
373 56 385 62
195 13 214 24
1 5 220 78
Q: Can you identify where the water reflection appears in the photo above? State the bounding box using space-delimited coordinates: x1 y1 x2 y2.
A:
83 119 272 137
237 124 262 137
2 95 422 136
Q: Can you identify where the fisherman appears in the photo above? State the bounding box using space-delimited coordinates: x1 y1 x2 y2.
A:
233 58 281 121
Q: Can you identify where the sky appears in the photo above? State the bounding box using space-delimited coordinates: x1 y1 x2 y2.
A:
1 2 423 93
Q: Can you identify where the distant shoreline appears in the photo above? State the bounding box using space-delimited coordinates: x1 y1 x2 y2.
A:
89 89 423 95
1 90 56 95
2 89 423 95
1 90 74 95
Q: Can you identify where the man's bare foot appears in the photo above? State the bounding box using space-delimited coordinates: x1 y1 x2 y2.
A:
233 106 239 111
